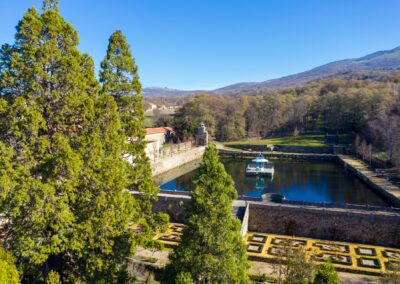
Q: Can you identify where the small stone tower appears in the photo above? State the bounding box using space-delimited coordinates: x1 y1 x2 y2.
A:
195 122 208 146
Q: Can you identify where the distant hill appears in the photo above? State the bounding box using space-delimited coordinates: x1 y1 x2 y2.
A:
141 87 205 97
142 46 400 97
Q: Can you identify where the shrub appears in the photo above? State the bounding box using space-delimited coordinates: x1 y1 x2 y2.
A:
0 247 19 284
313 260 340 284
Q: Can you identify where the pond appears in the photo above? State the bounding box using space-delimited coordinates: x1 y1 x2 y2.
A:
155 158 390 207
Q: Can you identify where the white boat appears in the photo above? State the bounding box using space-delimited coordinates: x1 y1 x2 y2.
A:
245 153 274 176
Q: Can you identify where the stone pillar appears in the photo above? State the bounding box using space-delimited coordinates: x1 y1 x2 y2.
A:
195 122 208 146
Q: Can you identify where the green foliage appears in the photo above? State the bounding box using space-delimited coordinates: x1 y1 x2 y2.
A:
272 243 315 284
163 143 250 283
172 94 246 141
313 260 339 284
282 248 315 284
46 271 61 284
0 247 19 284
100 29 142 137
175 272 195 284
0 2 165 283
249 273 274 283
99 29 168 249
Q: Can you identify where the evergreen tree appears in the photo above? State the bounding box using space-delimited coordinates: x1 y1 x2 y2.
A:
0 1 159 282
99 30 168 249
283 247 315 284
164 143 250 283
313 260 340 284
0 247 19 284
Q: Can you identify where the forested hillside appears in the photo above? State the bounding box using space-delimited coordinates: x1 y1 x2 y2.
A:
163 72 400 166
143 46 400 97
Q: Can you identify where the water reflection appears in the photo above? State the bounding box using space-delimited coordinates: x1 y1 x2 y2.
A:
159 158 389 206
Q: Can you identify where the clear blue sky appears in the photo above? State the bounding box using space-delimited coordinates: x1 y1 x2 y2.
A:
1 0 400 90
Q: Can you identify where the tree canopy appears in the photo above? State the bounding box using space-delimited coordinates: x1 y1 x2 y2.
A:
0 247 19 284
0 1 165 282
164 143 250 283
99 29 168 249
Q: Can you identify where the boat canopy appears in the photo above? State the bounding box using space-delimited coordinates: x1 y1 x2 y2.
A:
252 153 269 163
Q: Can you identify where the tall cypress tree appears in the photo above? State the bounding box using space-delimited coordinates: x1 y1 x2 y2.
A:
164 143 250 283
0 1 155 282
99 30 167 249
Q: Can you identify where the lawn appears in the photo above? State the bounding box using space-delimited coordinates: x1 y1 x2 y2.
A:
224 133 356 147
224 134 327 147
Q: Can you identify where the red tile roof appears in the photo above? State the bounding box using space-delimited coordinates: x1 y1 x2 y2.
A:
145 127 173 135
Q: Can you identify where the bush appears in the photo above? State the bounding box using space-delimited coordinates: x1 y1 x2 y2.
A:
313 260 340 284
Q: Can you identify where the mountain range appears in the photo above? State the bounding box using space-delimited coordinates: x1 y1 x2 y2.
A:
142 46 400 97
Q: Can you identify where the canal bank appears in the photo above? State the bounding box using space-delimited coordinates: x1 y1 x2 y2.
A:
337 155 400 207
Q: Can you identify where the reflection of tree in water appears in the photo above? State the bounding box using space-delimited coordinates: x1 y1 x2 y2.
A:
221 159 252 196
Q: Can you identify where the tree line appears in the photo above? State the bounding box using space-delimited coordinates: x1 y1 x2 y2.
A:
167 75 400 166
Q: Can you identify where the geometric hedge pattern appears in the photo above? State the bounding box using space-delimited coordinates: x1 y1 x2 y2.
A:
156 223 400 275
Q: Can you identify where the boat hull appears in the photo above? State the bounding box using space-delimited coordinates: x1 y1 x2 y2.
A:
245 169 274 176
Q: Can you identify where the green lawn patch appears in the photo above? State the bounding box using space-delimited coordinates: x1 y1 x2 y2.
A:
224 133 356 147
225 134 327 147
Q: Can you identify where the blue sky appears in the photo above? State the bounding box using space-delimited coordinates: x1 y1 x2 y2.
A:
1 0 400 90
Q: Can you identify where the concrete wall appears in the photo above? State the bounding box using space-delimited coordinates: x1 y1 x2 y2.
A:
248 202 400 247
151 146 205 176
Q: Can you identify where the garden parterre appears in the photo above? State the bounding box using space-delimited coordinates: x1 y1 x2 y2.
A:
156 223 400 275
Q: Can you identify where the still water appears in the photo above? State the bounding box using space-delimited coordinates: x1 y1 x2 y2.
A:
158 158 389 206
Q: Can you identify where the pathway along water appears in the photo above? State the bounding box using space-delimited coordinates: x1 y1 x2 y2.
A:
155 158 390 207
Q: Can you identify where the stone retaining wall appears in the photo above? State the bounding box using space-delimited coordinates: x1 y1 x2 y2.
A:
336 155 400 207
219 149 336 160
132 190 400 247
227 144 346 154
140 192 400 247
240 203 250 237
248 202 400 247
132 192 190 223
151 146 205 176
